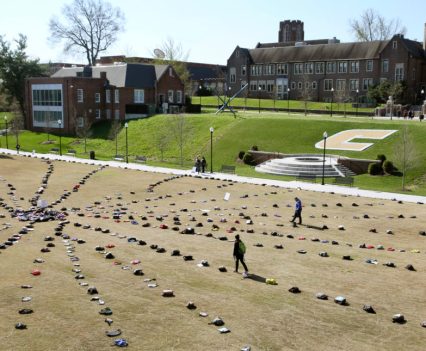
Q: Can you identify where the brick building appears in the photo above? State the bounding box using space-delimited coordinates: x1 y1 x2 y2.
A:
227 20 426 104
25 63 184 134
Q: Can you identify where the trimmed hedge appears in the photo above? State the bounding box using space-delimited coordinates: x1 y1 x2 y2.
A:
368 162 382 175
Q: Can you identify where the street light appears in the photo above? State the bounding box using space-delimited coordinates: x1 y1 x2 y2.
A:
199 85 202 106
4 116 8 149
321 131 328 185
125 122 129 164
356 89 359 117
421 89 425 103
209 127 214 173
287 88 290 115
258 86 261 113
57 120 62 156
330 88 334 117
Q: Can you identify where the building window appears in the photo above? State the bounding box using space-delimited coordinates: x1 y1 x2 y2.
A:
392 41 397 49
362 78 373 90
176 90 182 103
95 93 100 103
241 65 246 76
250 64 262 76
258 81 266 91
114 109 120 120
395 63 404 81
134 89 144 103
106 109 111 119
366 60 373 72
338 61 347 73
350 61 359 73
326 62 336 74
249 81 258 91
277 63 288 75
312 81 317 89
381 59 389 73
32 87 62 106
315 62 324 74
241 80 247 89
114 90 119 103
336 79 346 91
267 81 274 92
349 79 359 91
229 67 236 83
106 89 111 103
95 109 101 119
77 89 84 103
169 67 174 77
324 79 333 91
294 63 303 75
264 64 275 75
291 81 296 89
305 62 314 74
77 117 84 127
168 90 174 103
297 82 302 90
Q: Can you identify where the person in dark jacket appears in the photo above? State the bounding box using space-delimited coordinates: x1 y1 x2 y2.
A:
290 197 302 224
233 234 248 274
194 156 201 173
201 156 207 173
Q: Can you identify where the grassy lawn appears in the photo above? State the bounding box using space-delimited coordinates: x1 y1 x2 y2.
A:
193 96 374 114
5 111 426 195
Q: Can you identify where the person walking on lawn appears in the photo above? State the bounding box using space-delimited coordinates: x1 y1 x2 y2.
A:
290 197 302 224
233 234 248 277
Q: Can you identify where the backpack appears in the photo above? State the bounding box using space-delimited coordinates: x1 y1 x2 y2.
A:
239 241 246 254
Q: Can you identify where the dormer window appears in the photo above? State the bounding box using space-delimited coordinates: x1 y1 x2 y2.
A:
169 67 174 77
392 41 397 49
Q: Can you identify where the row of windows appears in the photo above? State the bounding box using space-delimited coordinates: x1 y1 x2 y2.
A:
33 110 63 125
32 89 62 106
236 59 392 77
249 79 374 92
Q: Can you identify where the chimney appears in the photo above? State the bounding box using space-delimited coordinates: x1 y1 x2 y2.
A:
424 23 426 51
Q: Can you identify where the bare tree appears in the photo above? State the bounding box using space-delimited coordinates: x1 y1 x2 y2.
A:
334 86 350 117
153 118 171 162
171 114 192 166
108 119 121 156
10 109 24 153
349 9 406 42
393 126 418 191
299 77 313 116
49 0 125 65
75 116 92 153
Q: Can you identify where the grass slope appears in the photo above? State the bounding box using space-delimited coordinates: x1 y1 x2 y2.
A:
9 112 426 195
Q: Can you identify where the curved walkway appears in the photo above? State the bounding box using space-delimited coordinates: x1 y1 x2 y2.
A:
1 148 425 204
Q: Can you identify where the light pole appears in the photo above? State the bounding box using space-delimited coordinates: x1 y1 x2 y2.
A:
356 89 359 117
4 116 8 149
287 88 290 115
330 88 334 117
57 120 62 156
209 127 214 173
258 86 261 113
321 131 328 185
199 85 202 106
421 89 425 103
125 122 128 164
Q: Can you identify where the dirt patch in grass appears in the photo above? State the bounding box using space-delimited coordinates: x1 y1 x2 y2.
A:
0 155 425 350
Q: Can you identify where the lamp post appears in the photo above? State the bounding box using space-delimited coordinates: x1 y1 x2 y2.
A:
287 88 290 115
321 131 328 185
258 86 261 113
199 85 202 106
57 120 62 156
356 89 359 117
330 88 334 117
4 116 8 149
421 89 425 103
209 127 214 173
125 122 129 164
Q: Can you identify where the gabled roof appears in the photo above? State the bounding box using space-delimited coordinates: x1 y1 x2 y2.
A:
399 37 425 59
248 40 389 63
51 63 172 88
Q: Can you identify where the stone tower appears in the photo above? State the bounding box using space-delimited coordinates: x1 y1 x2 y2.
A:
278 20 304 43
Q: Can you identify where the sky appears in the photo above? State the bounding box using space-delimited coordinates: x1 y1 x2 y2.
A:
1 0 425 65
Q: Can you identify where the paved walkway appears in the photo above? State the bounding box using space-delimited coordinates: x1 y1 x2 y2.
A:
1 148 425 204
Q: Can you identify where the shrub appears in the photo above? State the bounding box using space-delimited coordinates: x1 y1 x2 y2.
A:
251 145 259 151
382 160 394 174
377 154 386 164
368 162 382 175
238 151 245 160
243 153 255 165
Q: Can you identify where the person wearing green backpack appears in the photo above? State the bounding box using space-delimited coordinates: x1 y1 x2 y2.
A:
233 234 248 276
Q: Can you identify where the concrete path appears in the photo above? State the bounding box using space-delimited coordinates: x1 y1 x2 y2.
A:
1 148 425 204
